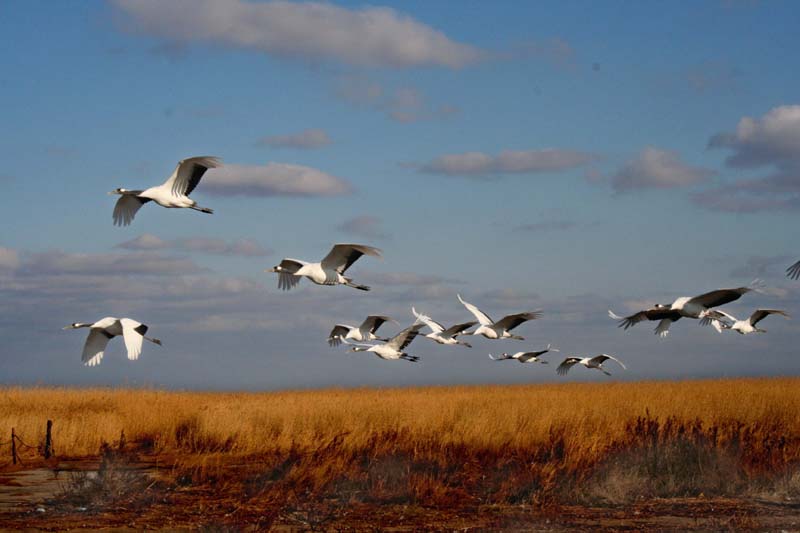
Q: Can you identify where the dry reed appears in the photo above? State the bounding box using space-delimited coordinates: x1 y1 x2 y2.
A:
2 378 799 504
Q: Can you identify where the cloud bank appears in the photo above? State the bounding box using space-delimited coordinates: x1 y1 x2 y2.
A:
203 162 352 197
112 0 483 69
420 149 594 177
610 147 715 192
693 105 800 212
117 234 272 257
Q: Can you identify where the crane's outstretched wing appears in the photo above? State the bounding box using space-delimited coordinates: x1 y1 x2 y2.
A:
518 344 556 361
442 321 477 338
556 357 582 376
699 309 736 332
360 315 392 335
321 244 382 274
120 318 147 361
273 258 307 290
385 324 423 351
494 311 543 332
516 352 548 363
327 325 352 347
609 307 680 330
411 307 445 333
688 287 752 309
749 309 789 326
113 195 151 226
164 156 221 197
457 294 493 326
591 354 626 370
82 329 113 366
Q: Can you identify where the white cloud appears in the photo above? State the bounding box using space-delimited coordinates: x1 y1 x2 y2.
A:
708 105 800 168
257 129 331 149
203 162 351 197
693 105 800 212
421 149 594 177
118 234 271 257
610 147 715 192
112 0 483 69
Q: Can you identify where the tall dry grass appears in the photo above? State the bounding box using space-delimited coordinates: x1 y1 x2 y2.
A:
2 378 800 504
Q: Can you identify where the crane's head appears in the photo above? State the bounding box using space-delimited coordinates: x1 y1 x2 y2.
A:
266 265 281 273
108 188 128 196
63 322 88 330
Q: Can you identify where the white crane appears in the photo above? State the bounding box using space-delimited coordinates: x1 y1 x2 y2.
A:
342 324 424 362
788 261 800 280
609 283 760 337
63 317 162 366
457 294 542 340
110 156 221 226
488 344 557 364
411 307 475 347
328 315 393 347
266 243 381 291
700 308 790 334
557 354 626 376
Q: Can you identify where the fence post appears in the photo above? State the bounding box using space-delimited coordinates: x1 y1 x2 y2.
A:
11 428 17 465
44 420 53 459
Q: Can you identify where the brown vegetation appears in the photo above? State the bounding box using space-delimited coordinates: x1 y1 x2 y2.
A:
2 378 800 528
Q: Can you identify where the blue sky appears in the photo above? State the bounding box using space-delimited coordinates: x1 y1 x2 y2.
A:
1 0 799 389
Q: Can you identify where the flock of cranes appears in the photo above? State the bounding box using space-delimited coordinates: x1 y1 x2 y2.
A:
64 156 797 376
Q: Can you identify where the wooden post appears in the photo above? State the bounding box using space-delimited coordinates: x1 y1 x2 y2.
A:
11 428 17 465
119 429 126 451
44 420 53 459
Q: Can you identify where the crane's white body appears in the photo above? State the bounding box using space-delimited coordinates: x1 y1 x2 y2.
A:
457 294 541 341
342 324 423 362
295 262 347 286
110 156 220 226
610 282 762 337
63 316 162 366
411 307 474 347
703 309 789 335
336 325 381 343
328 316 392 346
557 354 626 376
488 345 557 364
267 244 381 291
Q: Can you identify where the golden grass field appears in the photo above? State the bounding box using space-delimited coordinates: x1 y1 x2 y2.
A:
2 377 800 507
2 377 800 456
